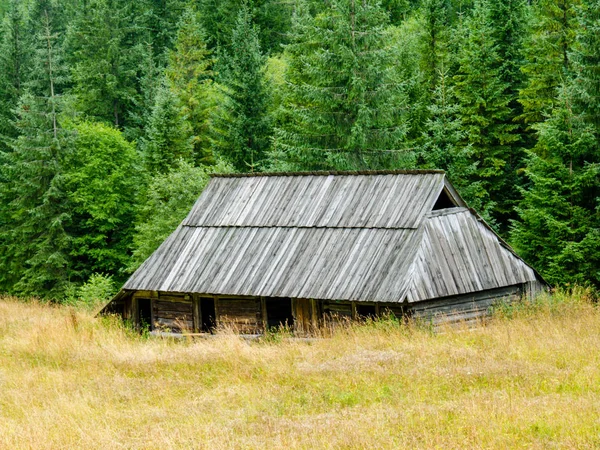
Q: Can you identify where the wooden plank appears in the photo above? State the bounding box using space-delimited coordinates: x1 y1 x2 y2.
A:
192 295 200 333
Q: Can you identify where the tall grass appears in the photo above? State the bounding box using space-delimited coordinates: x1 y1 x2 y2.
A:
0 291 599 449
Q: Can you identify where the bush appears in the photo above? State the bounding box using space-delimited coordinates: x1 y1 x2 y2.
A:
65 273 116 310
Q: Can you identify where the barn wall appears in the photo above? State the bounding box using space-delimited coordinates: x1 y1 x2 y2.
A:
323 300 353 319
152 294 194 332
121 282 542 334
407 284 524 326
216 297 262 334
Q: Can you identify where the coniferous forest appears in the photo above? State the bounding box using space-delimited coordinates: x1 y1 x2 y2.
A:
0 0 598 301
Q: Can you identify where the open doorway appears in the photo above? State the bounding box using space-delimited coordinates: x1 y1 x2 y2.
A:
356 303 377 319
265 297 294 329
137 298 152 330
200 298 216 332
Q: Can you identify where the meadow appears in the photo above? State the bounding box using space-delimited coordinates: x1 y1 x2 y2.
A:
0 290 599 449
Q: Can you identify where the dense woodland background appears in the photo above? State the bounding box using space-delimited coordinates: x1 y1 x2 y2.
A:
0 0 598 302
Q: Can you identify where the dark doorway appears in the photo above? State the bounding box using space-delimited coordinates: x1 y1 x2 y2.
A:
356 303 377 319
200 298 216 332
265 297 294 329
137 298 152 330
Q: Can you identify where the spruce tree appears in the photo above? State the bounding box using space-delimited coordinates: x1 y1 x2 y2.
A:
511 0 600 286
453 0 526 229
141 80 194 174
66 0 144 129
0 0 71 297
420 0 451 91
196 0 292 54
214 6 272 172
165 7 216 165
274 0 411 171
142 0 187 64
418 68 492 218
519 0 581 128
0 0 29 150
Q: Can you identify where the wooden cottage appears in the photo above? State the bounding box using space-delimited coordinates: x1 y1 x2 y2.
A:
101 170 545 333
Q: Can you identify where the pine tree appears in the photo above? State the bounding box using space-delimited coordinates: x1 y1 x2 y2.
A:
165 7 217 165
519 0 581 128
274 0 411 171
0 0 72 297
511 0 600 286
214 6 272 172
141 80 194 174
453 0 526 229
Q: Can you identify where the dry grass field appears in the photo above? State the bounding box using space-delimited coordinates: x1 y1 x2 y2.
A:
0 290 599 449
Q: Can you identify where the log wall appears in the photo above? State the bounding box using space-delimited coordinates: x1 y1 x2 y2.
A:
407 284 523 327
216 297 262 334
152 294 193 332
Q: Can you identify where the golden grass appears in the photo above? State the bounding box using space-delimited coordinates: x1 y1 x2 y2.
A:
1 292 599 449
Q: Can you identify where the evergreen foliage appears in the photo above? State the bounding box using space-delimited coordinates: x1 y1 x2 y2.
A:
420 0 450 91
453 0 526 228
66 0 144 129
511 0 600 287
418 68 492 218
141 80 194 174
196 0 292 54
0 0 599 295
214 6 272 172
165 8 217 165
274 0 411 171
0 0 29 150
519 0 581 128
0 0 71 296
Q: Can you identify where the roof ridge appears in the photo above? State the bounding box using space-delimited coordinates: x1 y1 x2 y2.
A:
210 169 446 178
180 224 419 230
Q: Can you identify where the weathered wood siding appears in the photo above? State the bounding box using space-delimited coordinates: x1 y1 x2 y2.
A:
323 300 353 319
216 297 262 333
152 295 193 332
406 208 539 302
408 285 523 326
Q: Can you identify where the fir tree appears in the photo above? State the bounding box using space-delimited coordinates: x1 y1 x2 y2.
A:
66 0 144 129
453 0 526 229
141 80 194 174
418 68 492 218
142 0 187 65
165 8 216 165
420 0 451 91
511 0 600 286
0 0 29 150
0 0 72 297
214 6 272 172
519 0 580 128
274 0 411 171
196 0 292 54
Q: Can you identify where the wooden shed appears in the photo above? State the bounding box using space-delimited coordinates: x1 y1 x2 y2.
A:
101 170 546 333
